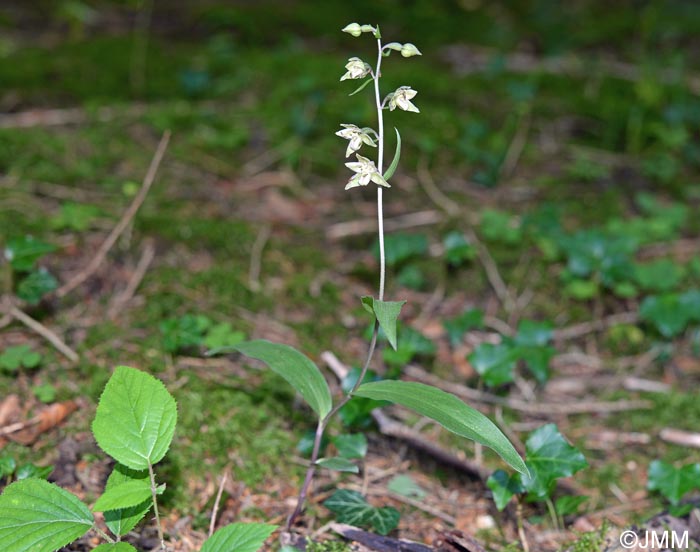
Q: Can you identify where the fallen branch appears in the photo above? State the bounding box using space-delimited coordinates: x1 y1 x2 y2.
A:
56 131 170 298
248 224 272 292
659 428 700 449
9 306 78 363
107 239 156 319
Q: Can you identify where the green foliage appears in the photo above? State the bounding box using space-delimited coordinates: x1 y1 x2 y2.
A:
647 460 700 507
469 343 518 387
93 478 153 512
354 380 528 475
361 297 406 351
443 308 484 347
200 523 277 552
480 209 522 244
16 267 58 304
442 231 475 267
387 474 426 498
51 202 101 231
0 344 42 372
382 128 401 181
487 424 588 510
375 233 428 266
324 489 400 535
232 340 333 418
316 457 359 473
0 478 93 551
93 544 138 552
633 259 685 293
554 495 588 517
4 235 56 272
640 290 700 338
92 366 178 470
103 464 152 537
161 315 247 353
333 433 368 459
0 455 53 482
32 383 57 403
382 325 435 367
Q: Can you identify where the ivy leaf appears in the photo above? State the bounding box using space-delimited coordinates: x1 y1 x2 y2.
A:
487 469 524 511
159 314 211 353
93 544 138 552
521 424 588 501
647 460 700 506
92 366 178 470
633 260 684 293
93 478 152 512
324 490 400 535
443 231 475 267
232 340 332 419
103 464 152 537
4 235 56 272
640 294 690 338
0 479 93 551
354 380 528 475
316 457 359 473
383 128 401 181
387 474 426 498
200 522 277 552
514 320 553 347
17 268 58 305
468 343 517 387
517 345 555 385
334 433 368 459
444 308 484 347
361 297 406 351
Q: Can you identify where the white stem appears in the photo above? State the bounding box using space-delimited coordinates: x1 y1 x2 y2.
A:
374 37 386 301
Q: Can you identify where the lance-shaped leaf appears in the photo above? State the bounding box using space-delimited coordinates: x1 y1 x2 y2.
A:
93 479 152 512
316 457 359 473
92 366 178 470
93 544 138 552
201 522 277 552
353 380 528 475
234 340 332 419
383 127 401 181
103 463 152 537
361 297 406 350
0 478 94 551
349 78 373 96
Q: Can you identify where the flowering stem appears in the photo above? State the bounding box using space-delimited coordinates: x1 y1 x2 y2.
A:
374 36 386 301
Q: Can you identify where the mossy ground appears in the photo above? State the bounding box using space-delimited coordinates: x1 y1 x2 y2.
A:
1 1 700 550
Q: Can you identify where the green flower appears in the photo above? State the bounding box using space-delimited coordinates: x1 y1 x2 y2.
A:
345 154 390 190
387 86 419 113
335 124 377 157
341 57 371 81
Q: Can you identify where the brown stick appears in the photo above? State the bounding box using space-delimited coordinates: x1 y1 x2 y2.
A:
56 131 170 298
209 471 228 537
107 239 156 319
659 428 700 449
9 306 78 363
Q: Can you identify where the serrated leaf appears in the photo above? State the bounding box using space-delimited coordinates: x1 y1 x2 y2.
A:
387 474 426 498
468 343 517 387
521 424 588 501
0 478 93 551
353 380 528 475
93 543 138 552
361 297 406 351
324 490 400 535
647 460 700 505
348 78 373 96
94 478 152 512
103 464 152 537
316 457 359 473
383 128 401 181
200 522 277 552
92 366 178 470
231 340 332 418
334 433 368 459
487 469 524 511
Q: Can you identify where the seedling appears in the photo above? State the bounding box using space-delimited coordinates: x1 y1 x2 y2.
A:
212 23 527 534
0 367 276 551
2 235 58 304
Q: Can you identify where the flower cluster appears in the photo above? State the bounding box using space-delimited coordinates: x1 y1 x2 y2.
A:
340 57 371 81
335 124 377 157
344 155 389 190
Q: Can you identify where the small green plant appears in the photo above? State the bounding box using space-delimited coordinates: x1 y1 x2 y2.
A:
212 22 527 535
0 454 53 484
0 344 42 373
647 459 700 516
2 235 58 304
160 314 245 354
487 424 588 528
0 366 275 551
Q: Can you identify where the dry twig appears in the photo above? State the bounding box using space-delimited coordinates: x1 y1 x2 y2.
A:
8 306 78 363
107 239 156 319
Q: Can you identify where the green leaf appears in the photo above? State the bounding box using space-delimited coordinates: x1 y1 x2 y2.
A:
521 424 588 501
0 345 42 372
554 495 588 516
334 433 368 459
0 456 16 478
316 457 359 473
0 478 93 551
324 490 400 535
382 325 435 367
468 343 517 387
92 366 178 470
382 128 401 181
159 314 211 353
233 340 332 418
94 478 152 512
515 320 553 347
443 231 475 267
16 463 52 480
480 210 522 244
17 268 58 305
103 463 152 537
387 474 426 498
4 235 56 272
640 294 690 338
361 297 406 351
633 259 684 293
444 309 484 347
517 345 555 384
348 78 373 96
203 322 246 350
51 202 101 232
353 380 528 475
647 460 700 506
375 233 428 267
93 543 139 552
200 522 277 552
487 469 524 511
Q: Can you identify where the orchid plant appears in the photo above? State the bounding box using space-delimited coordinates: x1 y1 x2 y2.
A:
214 23 528 535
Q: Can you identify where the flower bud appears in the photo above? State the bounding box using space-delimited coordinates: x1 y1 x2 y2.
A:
400 43 422 57
384 42 403 51
341 23 362 37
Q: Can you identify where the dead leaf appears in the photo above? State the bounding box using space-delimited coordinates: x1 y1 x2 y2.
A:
8 400 78 445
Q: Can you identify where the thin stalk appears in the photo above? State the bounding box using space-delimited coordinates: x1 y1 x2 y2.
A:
286 33 388 531
92 525 115 544
148 462 165 550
